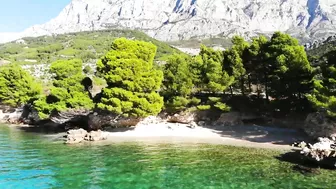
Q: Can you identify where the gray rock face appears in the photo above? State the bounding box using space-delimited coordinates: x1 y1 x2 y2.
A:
2 0 336 43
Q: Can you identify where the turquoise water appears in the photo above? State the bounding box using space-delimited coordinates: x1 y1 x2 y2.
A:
0 125 336 189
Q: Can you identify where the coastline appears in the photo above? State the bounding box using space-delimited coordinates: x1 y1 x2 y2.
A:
103 124 304 150
55 117 308 150
1 114 308 151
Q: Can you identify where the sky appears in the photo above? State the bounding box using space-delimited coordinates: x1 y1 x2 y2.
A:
0 0 71 32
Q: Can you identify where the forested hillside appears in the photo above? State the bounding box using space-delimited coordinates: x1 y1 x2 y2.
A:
0 29 181 65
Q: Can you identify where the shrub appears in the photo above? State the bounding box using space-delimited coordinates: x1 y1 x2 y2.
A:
196 105 211 111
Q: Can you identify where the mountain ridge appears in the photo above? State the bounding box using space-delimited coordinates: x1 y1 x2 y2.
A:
2 0 336 43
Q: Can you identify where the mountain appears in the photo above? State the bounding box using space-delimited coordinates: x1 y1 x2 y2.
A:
2 0 336 43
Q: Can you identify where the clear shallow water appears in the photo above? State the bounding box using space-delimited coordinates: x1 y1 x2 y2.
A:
0 125 336 189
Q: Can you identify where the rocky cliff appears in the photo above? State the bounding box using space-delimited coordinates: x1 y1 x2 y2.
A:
2 0 336 43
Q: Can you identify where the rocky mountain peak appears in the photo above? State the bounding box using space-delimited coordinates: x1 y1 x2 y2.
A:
2 0 336 43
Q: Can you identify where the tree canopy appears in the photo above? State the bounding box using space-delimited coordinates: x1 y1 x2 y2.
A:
0 32 333 121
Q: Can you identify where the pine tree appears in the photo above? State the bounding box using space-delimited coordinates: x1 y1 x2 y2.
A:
34 59 93 119
246 35 269 99
0 64 42 107
194 45 234 111
197 45 234 93
307 50 336 116
223 36 249 95
96 38 163 117
162 54 197 111
267 32 313 100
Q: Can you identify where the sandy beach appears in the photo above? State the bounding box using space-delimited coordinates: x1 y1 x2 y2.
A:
93 117 309 150
17 116 309 150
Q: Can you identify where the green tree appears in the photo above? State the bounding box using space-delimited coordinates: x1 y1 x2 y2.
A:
96 38 164 117
34 59 94 118
246 35 269 98
197 45 234 93
0 64 42 107
223 36 249 95
193 45 234 111
267 32 313 100
307 50 336 116
162 54 199 111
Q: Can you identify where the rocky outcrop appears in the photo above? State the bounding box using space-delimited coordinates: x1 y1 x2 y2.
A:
300 137 336 169
0 106 23 124
304 111 336 138
65 129 108 144
0 105 40 125
3 0 336 43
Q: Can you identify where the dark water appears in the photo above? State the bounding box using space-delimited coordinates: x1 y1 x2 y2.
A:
0 125 335 189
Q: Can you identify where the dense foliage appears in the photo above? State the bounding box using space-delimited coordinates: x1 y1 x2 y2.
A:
162 45 235 112
0 64 42 106
96 38 164 117
1 30 336 121
34 59 94 118
162 32 315 113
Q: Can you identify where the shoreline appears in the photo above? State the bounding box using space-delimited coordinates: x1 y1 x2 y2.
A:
103 125 302 150
65 119 308 150
100 135 298 151
2 117 309 151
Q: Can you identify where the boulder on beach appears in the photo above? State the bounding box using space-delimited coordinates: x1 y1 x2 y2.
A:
167 112 196 124
65 129 108 144
214 112 243 126
65 129 88 144
84 130 108 141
